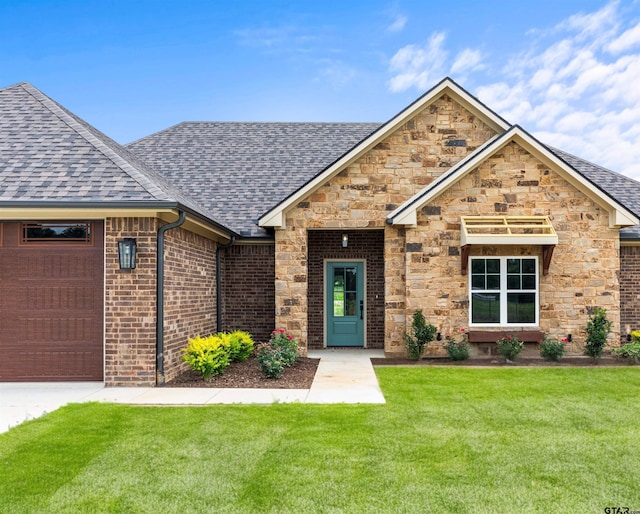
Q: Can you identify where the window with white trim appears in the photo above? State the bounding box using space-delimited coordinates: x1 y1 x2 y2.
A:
469 256 538 326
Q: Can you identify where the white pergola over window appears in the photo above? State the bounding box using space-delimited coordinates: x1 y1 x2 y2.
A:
460 216 558 275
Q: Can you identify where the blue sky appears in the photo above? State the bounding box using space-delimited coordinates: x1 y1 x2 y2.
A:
2 0 640 179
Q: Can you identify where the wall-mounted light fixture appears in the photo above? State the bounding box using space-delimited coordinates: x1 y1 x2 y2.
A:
117 238 137 270
566 333 572 343
436 332 442 341
627 333 632 342
341 233 348 248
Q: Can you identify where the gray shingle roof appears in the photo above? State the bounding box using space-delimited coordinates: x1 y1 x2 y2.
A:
127 122 380 236
0 82 211 219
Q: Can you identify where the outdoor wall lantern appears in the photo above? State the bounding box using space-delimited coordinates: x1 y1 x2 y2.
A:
436 332 443 341
117 238 137 270
342 233 348 248
566 333 572 343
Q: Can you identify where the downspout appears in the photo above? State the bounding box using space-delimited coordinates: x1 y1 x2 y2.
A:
216 236 236 333
156 210 186 386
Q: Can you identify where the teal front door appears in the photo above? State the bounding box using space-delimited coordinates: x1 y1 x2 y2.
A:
326 261 365 347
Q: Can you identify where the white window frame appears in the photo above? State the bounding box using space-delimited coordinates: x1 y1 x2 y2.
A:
468 256 539 327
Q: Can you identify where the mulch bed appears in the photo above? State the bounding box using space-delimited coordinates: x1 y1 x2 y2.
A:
166 356 320 389
371 356 635 367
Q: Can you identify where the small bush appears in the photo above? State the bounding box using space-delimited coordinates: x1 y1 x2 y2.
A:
270 328 299 367
227 330 254 362
496 334 523 361
585 307 612 361
256 343 286 378
404 310 437 360
539 335 566 361
445 329 470 361
630 330 640 343
182 334 231 381
256 329 300 379
613 342 640 363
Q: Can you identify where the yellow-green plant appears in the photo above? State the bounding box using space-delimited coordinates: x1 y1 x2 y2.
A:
227 330 254 362
182 334 231 381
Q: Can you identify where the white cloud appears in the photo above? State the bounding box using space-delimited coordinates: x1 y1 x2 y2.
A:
606 20 640 53
388 32 447 92
387 14 408 33
450 48 484 76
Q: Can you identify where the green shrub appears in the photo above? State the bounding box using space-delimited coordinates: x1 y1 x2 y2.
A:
227 330 254 362
496 334 523 361
404 310 437 360
269 328 299 367
613 342 640 363
256 343 286 378
585 307 612 361
445 329 470 361
256 329 300 379
182 334 231 380
539 334 566 361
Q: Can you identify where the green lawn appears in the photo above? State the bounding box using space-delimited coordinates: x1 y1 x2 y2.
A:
1 368 639 513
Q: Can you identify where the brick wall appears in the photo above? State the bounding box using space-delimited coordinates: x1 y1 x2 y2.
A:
162 227 218 383
307 230 385 349
104 217 158 386
221 243 275 343
620 245 640 340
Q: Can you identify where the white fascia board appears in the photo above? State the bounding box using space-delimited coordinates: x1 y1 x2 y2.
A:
259 78 510 229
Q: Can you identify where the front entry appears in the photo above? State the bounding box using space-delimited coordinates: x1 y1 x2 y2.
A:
326 261 365 347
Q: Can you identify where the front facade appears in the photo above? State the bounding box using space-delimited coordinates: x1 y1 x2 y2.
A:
2 78 640 384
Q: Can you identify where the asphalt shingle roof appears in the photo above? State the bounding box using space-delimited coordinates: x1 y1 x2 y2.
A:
0 82 210 218
127 122 380 236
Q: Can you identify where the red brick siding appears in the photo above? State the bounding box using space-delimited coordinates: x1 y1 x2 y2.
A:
221 243 275 343
308 230 385 349
104 217 158 386
162 227 218 383
621 245 640 340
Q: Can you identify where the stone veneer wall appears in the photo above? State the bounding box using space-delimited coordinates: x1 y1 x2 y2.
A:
620 245 640 340
221 243 275 343
104 217 158 386
307 230 385 349
404 141 621 356
162 227 218 383
275 94 497 350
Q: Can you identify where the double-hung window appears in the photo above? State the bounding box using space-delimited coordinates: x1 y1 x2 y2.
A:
469 256 538 326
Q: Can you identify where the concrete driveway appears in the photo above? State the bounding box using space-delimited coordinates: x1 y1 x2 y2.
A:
0 382 106 433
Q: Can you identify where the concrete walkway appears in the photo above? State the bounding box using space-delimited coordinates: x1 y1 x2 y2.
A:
0 350 385 433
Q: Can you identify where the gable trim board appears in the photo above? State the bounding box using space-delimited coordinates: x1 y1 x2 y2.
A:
258 77 511 229
387 126 640 230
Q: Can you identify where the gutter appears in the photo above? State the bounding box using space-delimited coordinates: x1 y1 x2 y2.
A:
156 210 186 386
216 236 236 333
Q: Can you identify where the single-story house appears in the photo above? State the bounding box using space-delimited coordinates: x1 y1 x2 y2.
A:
1 77 639 385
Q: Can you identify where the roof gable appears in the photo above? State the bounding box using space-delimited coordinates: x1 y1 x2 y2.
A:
258 77 511 229
388 125 639 229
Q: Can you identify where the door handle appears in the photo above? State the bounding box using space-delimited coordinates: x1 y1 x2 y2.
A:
360 300 364 320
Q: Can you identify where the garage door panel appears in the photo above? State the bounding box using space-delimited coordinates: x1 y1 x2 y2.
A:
0 222 104 382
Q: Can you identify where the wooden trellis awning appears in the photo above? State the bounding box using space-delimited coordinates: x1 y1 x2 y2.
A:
460 216 558 275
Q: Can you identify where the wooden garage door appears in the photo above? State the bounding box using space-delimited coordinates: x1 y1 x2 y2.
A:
0 222 104 381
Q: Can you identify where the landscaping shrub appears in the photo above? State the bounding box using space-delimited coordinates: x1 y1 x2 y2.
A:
404 310 437 360
496 334 523 361
445 329 470 361
227 330 254 362
539 334 566 361
613 342 640 363
256 329 300 379
182 334 231 380
585 307 612 362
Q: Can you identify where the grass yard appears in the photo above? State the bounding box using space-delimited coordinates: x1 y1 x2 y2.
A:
1 368 639 513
